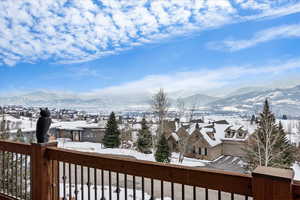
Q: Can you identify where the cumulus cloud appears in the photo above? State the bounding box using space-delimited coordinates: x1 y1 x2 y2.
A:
0 0 300 66
85 58 300 97
208 23 300 51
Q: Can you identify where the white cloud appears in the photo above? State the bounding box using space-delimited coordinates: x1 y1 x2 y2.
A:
41 66 109 80
242 1 300 20
85 58 300 97
0 0 300 66
208 23 300 51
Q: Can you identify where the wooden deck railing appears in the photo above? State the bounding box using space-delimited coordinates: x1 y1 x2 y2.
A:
0 140 32 200
0 140 298 200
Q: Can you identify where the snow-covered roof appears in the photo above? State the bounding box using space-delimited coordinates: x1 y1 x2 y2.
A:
179 116 190 123
175 121 180 132
187 123 197 135
52 121 102 131
202 127 214 133
2 115 36 133
201 124 228 147
229 125 243 130
132 123 141 130
184 121 256 147
171 132 179 141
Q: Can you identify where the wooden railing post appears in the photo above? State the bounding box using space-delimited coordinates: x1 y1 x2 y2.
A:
252 166 294 200
31 142 57 200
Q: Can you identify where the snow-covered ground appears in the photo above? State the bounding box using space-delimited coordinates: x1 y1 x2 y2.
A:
58 141 209 167
293 163 300 181
58 141 300 180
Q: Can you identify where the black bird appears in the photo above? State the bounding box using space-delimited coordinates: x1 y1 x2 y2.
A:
36 108 51 143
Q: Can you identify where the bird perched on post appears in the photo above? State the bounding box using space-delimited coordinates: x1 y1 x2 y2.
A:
36 108 52 143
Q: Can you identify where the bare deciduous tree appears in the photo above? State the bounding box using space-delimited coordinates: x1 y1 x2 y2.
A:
176 98 188 163
151 89 170 149
178 135 189 163
151 88 170 135
176 98 185 119
189 101 198 122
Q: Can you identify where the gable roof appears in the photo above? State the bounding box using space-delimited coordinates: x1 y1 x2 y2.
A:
179 121 255 147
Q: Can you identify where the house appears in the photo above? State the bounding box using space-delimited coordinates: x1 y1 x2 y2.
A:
183 123 223 160
165 131 179 152
52 120 106 143
168 119 255 161
214 120 229 125
224 125 248 139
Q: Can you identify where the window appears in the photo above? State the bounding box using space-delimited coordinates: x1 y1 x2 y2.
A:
204 148 207 156
198 147 201 155
238 131 243 137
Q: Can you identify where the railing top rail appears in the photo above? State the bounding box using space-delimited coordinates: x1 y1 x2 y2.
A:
47 146 252 196
0 139 31 155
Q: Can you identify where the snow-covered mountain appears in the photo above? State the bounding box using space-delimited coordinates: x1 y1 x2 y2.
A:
226 86 269 97
0 91 151 111
0 91 219 111
209 85 300 116
179 94 220 106
1 85 300 115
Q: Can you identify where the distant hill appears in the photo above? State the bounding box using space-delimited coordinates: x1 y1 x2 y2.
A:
0 91 151 111
1 85 300 116
179 94 220 106
0 90 219 110
227 86 269 97
208 85 300 116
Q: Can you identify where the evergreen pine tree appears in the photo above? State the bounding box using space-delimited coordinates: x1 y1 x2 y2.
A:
103 112 120 148
0 114 9 140
272 122 296 168
296 146 300 162
250 114 256 125
155 134 171 163
136 118 152 154
15 128 25 143
244 99 296 171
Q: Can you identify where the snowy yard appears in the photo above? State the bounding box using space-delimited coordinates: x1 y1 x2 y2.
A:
58 140 300 181
58 141 209 167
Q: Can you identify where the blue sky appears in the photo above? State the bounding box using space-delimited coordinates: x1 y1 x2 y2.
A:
1 0 300 97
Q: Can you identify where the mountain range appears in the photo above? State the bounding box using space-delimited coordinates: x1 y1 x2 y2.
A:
209 85 300 116
1 85 300 116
